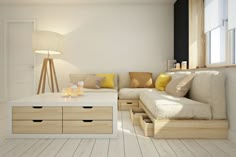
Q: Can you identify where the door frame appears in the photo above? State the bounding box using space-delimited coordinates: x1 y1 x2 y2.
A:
3 19 37 101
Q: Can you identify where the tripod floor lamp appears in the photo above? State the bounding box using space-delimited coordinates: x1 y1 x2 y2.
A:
32 31 64 94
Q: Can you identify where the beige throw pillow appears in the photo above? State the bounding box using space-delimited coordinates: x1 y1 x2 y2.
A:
83 76 105 89
129 72 154 88
166 74 195 97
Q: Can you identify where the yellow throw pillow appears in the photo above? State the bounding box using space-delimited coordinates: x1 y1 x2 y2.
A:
155 74 171 91
96 73 115 88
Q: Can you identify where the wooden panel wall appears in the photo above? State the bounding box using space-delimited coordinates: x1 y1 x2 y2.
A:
189 0 205 69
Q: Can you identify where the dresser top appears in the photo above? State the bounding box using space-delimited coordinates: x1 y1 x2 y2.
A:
9 92 118 106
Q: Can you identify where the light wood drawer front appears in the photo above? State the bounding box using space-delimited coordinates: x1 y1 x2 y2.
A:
63 106 112 120
119 100 139 111
13 120 62 134
63 121 112 134
13 106 62 120
130 107 146 126
140 115 154 137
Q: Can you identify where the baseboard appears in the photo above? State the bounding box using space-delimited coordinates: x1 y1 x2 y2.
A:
229 130 236 143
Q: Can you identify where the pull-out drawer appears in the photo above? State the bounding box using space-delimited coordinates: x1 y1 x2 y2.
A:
13 120 62 134
63 120 112 134
63 106 112 120
12 106 62 120
140 115 154 137
119 100 139 111
130 108 147 125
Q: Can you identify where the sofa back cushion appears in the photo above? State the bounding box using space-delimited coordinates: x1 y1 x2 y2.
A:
189 71 226 120
166 73 195 97
69 73 118 89
118 72 158 89
129 72 154 88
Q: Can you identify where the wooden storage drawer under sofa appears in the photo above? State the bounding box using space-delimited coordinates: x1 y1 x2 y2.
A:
130 107 147 125
118 100 139 111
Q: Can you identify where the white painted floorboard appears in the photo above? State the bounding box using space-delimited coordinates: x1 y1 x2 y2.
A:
134 125 160 157
90 139 109 157
37 139 68 157
21 139 53 157
181 139 211 157
152 139 177 157
167 139 195 157
73 139 95 157
56 139 81 157
122 111 143 157
108 112 125 157
0 111 236 157
196 140 230 157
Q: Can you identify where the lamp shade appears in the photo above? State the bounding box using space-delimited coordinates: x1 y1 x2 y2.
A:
32 31 64 55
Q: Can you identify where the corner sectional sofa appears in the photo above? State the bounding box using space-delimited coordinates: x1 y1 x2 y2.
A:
69 71 228 139
119 71 228 138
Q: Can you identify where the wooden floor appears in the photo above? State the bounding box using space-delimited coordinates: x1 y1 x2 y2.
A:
0 111 236 157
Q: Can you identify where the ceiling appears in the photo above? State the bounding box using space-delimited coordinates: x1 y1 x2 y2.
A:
0 0 176 5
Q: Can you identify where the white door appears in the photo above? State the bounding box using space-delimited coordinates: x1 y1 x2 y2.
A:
7 21 35 100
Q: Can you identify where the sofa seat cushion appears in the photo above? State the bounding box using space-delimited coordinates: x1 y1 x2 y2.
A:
119 88 154 100
140 90 212 120
83 88 117 92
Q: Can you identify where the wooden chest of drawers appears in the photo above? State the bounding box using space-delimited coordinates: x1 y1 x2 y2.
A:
12 106 113 134
9 93 118 138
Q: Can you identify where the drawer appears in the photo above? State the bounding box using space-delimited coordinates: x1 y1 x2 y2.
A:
119 100 139 111
63 120 112 134
140 115 154 137
13 106 62 120
63 106 112 120
130 107 147 125
13 120 62 134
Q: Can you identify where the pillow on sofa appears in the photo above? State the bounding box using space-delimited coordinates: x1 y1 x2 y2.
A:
129 72 154 88
69 74 94 84
96 73 115 88
166 73 195 97
155 74 171 91
84 76 105 89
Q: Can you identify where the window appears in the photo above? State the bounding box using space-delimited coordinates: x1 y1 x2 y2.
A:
208 26 226 64
205 0 228 66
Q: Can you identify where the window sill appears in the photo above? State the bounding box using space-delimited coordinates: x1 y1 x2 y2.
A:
169 64 236 72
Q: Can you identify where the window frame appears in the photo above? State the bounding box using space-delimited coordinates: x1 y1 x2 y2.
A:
206 22 229 67
234 29 236 64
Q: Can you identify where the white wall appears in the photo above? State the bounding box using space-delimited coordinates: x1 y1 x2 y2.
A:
0 21 4 102
0 3 174 96
221 68 236 142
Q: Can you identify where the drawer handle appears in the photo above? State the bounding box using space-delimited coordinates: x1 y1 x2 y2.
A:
32 106 43 109
32 120 43 123
83 106 93 109
83 120 93 123
127 102 133 104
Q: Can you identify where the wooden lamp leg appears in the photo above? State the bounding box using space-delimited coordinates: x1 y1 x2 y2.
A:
37 58 59 94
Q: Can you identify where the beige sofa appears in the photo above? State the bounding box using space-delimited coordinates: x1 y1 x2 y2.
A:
119 71 228 138
69 72 228 138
